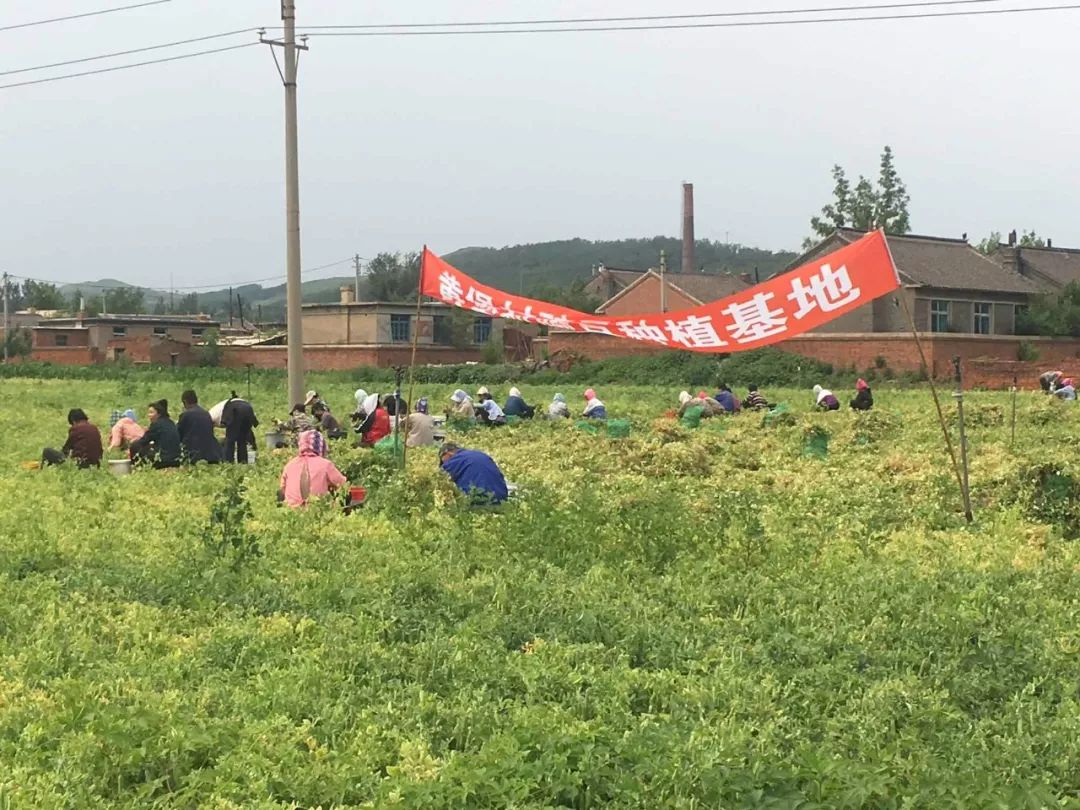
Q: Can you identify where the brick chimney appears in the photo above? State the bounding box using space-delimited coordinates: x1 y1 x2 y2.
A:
339 285 355 305
681 182 695 275
1008 229 1018 246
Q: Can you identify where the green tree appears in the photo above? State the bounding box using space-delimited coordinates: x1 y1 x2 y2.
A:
3 326 32 359
21 280 65 310
197 328 222 367
1017 282 1080 337
105 287 145 314
68 289 101 317
975 231 1003 256
367 252 420 301
524 279 600 314
806 146 912 245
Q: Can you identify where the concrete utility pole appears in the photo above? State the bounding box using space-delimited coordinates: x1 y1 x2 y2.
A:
353 254 362 301
261 2 309 407
3 271 9 364
659 249 667 313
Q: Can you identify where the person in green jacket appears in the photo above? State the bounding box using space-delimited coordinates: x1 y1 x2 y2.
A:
130 399 182 469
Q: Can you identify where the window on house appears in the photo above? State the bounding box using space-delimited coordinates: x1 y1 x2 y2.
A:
433 315 453 345
153 326 167 337
973 302 992 335
473 316 492 344
112 326 127 337
191 328 204 338
930 300 950 333
390 314 411 343
55 334 69 347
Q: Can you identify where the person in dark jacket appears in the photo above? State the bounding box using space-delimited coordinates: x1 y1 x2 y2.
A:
713 384 741 414
312 401 346 439
382 393 408 417
439 443 509 505
850 378 874 411
177 389 222 464
42 408 103 468
221 392 258 463
503 387 535 419
131 400 182 468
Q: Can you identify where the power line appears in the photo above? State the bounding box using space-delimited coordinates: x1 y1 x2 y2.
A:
0 28 256 78
0 0 171 33
279 0 1009 29
299 3 1080 36
0 42 258 91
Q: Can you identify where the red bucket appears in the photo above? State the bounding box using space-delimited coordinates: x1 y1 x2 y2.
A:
348 486 367 504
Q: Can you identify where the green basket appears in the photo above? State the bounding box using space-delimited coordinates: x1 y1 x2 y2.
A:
607 419 631 439
802 430 829 459
373 435 405 459
506 414 522 426
679 406 704 430
575 420 600 435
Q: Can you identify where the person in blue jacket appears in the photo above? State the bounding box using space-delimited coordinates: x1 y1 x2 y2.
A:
439 442 509 505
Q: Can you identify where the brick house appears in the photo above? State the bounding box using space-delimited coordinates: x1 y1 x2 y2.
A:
31 314 216 366
997 240 1080 291
792 229 1044 335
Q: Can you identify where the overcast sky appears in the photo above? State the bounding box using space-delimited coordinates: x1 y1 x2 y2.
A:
2 0 1078 289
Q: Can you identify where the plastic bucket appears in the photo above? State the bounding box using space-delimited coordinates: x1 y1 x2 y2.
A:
247 450 257 465
108 459 132 476
265 431 284 449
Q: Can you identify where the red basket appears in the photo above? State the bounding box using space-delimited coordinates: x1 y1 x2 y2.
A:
349 486 367 503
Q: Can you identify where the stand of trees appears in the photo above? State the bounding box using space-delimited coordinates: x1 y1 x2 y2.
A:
806 146 911 246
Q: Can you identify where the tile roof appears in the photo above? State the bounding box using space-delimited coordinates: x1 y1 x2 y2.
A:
665 273 750 303
831 229 1043 295
1015 246 1080 288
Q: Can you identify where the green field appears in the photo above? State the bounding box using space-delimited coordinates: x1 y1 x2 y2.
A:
2 372 1080 808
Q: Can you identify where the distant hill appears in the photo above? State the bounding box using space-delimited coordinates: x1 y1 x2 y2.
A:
54 236 795 322
443 237 797 290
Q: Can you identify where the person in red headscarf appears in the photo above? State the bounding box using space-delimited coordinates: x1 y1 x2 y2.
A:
850 378 874 411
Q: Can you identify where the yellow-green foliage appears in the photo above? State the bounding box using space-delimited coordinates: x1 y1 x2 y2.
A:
1 376 1080 807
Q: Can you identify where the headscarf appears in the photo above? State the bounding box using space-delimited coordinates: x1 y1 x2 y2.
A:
813 385 823 397
304 390 319 408
416 397 429 414
1063 378 1075 388
362 393 380 415
481 399 504 418
450 389 469 404
297 429 326 458
584 388 596 401
697 391 709 400
813 385 832 404
509 386 522 398
553 393 566 404
678 391 692 405
354 389 368 409
109 409 122 427
856 379 869 391
122 408 136 421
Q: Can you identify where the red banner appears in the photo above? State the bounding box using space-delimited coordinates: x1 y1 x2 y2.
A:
420 230 900 353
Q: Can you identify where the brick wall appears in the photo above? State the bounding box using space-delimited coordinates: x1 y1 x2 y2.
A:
29 347 101 365
600 276 699 316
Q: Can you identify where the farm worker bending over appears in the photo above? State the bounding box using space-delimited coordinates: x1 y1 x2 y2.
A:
548 393 570 419
303 390 327 412
1053 378 1077 400
448 389 475 421
813 385 840 411
42 408 103 468
312 401 346 439
108 408 145 450
713 384 741 413
1040 370 1064 393
178 389 222 465
439 442 509 506
353 391 390 447
744 385 769 411
278 430 347 508
850 379 874 411
583 388 607 420
131 400 182 468
478 398 507 427
476 386 492 403
503 387 535 419
281 404 315 436
405 398 435 448
677 391 724 418
221 393 259 464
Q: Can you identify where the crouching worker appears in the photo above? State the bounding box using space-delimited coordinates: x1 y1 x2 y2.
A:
42 408 103 468
278 430 347 508
130 400 182 469
850 378 874 411
813 385 840 411
503 387 535 419
439 442 508 506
